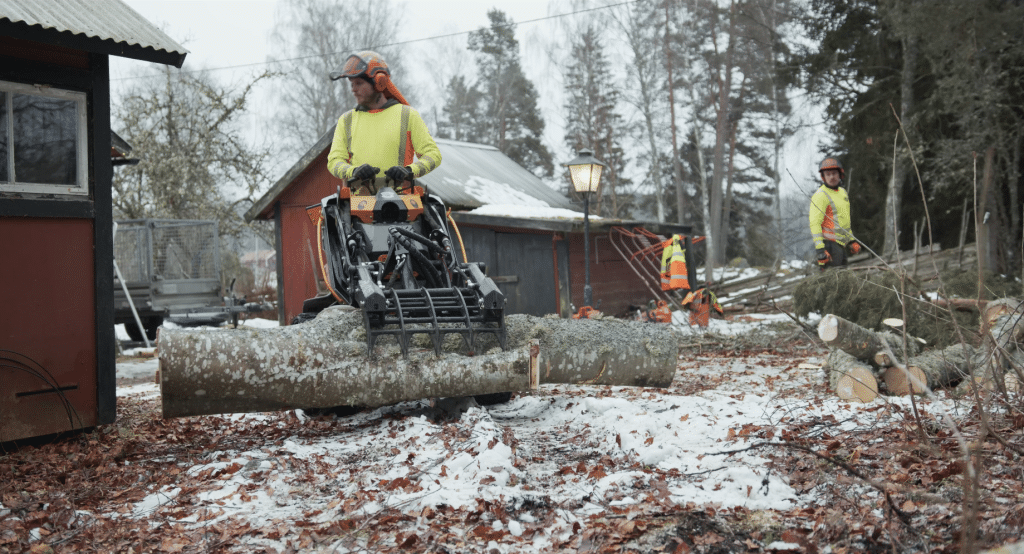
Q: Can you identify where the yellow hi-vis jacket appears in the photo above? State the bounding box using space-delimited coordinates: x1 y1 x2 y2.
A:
327 101 441 187
660 235 690 291
808 184 854 249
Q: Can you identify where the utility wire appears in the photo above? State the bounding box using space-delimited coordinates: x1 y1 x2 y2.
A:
112 0 641 81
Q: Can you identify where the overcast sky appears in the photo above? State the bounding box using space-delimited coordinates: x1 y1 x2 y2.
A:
111 0 827 198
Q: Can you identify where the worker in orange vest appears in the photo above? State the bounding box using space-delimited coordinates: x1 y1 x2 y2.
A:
660 235 690 290
809 157 860 270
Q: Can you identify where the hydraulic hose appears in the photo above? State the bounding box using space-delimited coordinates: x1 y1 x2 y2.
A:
389 229 444 288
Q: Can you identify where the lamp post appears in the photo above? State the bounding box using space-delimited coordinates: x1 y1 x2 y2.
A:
565 150 605 308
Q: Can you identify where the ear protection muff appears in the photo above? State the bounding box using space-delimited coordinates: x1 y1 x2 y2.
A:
373 72 388 92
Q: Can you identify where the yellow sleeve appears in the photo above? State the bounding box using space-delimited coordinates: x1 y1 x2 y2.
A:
808 189 827 250
327 111 354 180
407 109 441 178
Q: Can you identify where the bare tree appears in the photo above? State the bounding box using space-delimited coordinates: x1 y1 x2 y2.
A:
112 67 274 238
267 0 406 157
610 0 669 223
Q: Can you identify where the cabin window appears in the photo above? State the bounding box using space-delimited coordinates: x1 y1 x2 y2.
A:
0 80 88 196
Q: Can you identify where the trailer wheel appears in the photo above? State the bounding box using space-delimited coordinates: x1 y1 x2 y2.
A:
474 392 513 406
126 316 161 342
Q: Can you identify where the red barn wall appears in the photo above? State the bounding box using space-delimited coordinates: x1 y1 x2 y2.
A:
276 150 344 325
566 231 656 317
1 218 98 440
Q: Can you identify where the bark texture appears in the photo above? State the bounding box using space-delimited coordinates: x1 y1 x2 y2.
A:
883 344 974 395
959 302 1024 394
826 349 878 403
159 307 679 418
818 314 920 364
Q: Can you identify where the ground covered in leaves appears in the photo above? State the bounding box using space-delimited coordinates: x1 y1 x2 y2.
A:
2 316 1024 553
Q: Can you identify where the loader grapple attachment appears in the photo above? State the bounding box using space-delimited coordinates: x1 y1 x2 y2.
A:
305 182 508 356
364 286 507 356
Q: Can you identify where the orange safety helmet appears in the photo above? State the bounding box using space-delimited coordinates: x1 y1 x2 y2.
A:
818 157 845 178
330 50 409 106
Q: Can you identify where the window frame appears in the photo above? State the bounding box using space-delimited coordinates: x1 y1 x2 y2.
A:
0 79 89 197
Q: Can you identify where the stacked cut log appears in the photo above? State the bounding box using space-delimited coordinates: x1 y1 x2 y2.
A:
818 314 955 401
819 300 1024 401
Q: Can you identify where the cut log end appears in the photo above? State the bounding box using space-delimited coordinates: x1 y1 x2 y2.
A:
818 314 839 342
883 365 928 395
835 366 878 403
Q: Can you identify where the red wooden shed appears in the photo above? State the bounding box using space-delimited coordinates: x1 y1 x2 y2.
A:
1 0 187 442
245 133 690 325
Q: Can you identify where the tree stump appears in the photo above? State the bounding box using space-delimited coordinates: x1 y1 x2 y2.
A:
827 349 878 403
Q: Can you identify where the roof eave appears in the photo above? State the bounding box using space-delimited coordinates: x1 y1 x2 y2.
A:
245 125 336 222
0 19 187 67
450 212 693 235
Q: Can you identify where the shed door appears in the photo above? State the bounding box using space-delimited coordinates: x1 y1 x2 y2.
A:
459 227 556 317
494 232 556 316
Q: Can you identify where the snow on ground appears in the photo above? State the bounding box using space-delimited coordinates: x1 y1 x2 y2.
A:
105 312 951 553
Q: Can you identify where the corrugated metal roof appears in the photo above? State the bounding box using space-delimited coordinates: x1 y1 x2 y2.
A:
246 131 572 221
0 0 188 66
418 139 572 211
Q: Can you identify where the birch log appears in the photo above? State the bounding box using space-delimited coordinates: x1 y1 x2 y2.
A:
818 314 921 365
159 306 679 418
827 349 879 403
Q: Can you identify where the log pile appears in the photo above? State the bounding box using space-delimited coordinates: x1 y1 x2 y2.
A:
817 300 1024 402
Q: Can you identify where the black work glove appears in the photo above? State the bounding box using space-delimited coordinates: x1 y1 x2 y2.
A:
352 164 379 181
816 248 831 268
385 165 413 183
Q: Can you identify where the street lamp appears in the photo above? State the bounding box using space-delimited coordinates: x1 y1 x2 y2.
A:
565 149 605 308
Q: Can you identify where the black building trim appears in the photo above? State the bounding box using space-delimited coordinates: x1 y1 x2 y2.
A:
90 53 116 426
0 20 185 68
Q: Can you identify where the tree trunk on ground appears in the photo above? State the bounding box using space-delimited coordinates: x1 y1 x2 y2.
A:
827 349 878 403
982 298 1022 331
159 308 680 418
884 344 975 395
818 314 921 364
958 302 1024 395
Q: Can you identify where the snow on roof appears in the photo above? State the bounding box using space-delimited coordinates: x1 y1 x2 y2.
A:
467 203 600 221
247 136 571 222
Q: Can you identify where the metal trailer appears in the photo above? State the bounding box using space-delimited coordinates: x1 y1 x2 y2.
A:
113 219 223 341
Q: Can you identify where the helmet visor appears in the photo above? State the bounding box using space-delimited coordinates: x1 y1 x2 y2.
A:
329 54 368 81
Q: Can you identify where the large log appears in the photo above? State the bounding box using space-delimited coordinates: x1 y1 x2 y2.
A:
159 307 679 418
826 349 878 403
818 314 920 366
883 344 975 395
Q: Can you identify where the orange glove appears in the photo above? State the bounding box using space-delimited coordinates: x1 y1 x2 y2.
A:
816 248 832 269
847 241 861 255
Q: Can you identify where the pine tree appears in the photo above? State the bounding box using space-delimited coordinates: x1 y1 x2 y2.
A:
464 9 553 178
563 26 631 218
436 76 483 143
